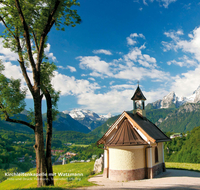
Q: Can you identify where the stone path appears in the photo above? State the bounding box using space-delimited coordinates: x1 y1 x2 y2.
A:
75 169 200 190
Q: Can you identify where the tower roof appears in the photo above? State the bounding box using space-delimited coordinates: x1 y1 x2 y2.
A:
131 86 146 101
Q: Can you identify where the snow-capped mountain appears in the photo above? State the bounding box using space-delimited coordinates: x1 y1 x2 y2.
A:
147 86 200 109
62 109 112 121
62 109 112 130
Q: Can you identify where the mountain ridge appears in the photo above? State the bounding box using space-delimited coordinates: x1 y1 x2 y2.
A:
146 86 200 109
62 109 112 130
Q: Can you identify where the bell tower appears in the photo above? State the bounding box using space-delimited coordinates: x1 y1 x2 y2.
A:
131 84 146 117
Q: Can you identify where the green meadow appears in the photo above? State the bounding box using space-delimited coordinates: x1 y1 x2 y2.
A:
0 162 96 190
1 161 200 190
166 162 200 172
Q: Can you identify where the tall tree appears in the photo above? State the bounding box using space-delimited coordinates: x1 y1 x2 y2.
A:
0 0 81 187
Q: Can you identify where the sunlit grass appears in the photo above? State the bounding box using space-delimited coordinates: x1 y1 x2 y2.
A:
0 162 96 190
166 162 200 172
71 144 89 147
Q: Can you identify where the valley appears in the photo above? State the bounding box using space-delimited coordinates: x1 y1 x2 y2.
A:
1 88 200 184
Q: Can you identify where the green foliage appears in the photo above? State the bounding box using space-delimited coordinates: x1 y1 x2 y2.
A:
0 61 26 119
0 130 35 164
67 143 103 161
0 0 81 53
146 108 175 124
157 103 200 133
164 126 200 163
52 131 98 147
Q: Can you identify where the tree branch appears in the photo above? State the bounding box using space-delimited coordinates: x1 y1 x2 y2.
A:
15 36 34 95
0 16 17 40
14 0 37 84
5 116 35 131
37 0 60 69
0 103 35 131
32 30 39 52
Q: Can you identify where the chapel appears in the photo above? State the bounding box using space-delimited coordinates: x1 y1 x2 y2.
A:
97 85 170 181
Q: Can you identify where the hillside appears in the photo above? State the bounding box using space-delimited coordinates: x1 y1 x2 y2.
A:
0 114 33 134
0 112 90 134
89 115 119 138
158 103 200 133
164 126 200 163
90 107 184 138
52 112 90 133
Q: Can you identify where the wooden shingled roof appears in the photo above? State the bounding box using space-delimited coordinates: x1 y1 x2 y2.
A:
105 118 148 146
131 86 146 100
97 111 170 146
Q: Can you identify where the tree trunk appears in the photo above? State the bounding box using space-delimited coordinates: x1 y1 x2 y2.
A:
34 94 47 187
45 89 54 186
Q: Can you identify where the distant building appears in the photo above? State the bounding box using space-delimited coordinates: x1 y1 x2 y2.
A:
97 85 171 181
65 152 77 156
170 133 183 139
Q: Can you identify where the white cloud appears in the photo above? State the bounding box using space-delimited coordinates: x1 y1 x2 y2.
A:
124 47 142 62
2 61 23 80
67 66 76 72
163 27 200 62
51 71 100 96
143 0 148 6
1 61 33 99
77 36 168 84
77 89 134 114
133 0 176 8
167 55 197 67
78 56 113 77
124 47 157 68
0 38 18 61
110 84 135 90
156 0 177 8
143 54 156 63
44 43 57 62
170 65 200 97
77 86 169 115
58 65 76 72
138 60 153 68
92 49 112 55
127 33 145 46
127 37 137 45
114 66 170 81
88 77 95 81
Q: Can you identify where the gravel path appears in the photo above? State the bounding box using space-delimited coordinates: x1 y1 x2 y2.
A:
76 169 200 190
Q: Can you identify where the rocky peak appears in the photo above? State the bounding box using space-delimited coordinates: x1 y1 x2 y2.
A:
193 85 200 103
147 85 200 110
161 91 178 108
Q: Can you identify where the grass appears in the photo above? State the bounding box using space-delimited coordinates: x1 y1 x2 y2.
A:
165 162 200 172
0 161 96 190
1 161 200 190
0 163 26 172
71 144 89 147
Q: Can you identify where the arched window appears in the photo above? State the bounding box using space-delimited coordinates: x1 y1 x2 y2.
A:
155 146 158 163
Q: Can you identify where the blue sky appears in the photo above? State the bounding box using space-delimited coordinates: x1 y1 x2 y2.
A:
1 0 200 115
